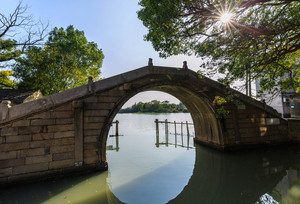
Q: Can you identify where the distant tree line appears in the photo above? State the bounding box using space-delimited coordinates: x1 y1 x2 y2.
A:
119 100 189 113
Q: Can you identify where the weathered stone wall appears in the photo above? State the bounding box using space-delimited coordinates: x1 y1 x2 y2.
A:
288 118 300 141
220 103 289 149
0 85 124 185
0 103 76 184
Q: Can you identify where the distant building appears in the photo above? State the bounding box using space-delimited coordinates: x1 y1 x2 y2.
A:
0 89 43 105
256 78 299 118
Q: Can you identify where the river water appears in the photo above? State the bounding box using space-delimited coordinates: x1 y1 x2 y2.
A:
1 113 300 204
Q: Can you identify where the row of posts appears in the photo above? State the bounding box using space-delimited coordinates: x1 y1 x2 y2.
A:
155 119 193 149
155 119 191 137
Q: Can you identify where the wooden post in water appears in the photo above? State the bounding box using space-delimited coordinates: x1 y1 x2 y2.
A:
165 119 168 146
181 122 183 136
186 121 190 136
116 133 119 152
181 122 184 146
186 121 190 150
116 120 119 136
155 119 159 147
174 121 177 147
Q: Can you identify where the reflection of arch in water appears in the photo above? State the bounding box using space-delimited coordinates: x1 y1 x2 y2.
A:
28 145 299 203
168 145 299 204
100 83 223 163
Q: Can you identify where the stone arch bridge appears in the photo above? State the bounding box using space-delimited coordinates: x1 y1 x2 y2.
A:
0 61 299 184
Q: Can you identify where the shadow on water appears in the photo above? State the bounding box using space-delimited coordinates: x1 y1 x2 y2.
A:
169 144 300 204
1 143 300 203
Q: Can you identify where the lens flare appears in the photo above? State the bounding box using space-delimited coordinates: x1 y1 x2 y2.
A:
220 12 232 23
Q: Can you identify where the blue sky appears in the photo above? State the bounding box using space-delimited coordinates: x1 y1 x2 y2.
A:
1 0 204 106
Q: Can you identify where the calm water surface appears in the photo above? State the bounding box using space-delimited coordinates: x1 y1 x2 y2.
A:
1 113 300 204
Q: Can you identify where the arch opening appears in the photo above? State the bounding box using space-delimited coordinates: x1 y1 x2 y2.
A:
99 84 223 163
100 84 223 203
105 91 196 204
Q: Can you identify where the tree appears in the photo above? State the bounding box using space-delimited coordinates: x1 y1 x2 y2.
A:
0 71 15 89
137 0 300 94
14 25 104 95
0 2 47 88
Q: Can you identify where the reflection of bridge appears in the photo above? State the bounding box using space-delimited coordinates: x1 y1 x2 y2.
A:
2 143 298 203
168 145 300 204
0 59 299 184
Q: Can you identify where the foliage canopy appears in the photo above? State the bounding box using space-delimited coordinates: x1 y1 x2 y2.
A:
0 2 47 89
120 100 189 113
137 0 300 93
14 25 104 95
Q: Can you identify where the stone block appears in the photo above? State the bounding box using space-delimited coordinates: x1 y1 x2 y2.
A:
84 149 98 157
84 103 114 110
20 148 45 157
53 104 72 111
84 143 98 150
0 158 24 168
107 90 125 97
93 75 125 93
51 138 74 146
224 122 234 129
50 145 74 154
83 117 106 123
18 126 46 135
28 111 51 119
30 138 74 148
84 110 109 117
239 122 259 128
96 96 119 103
9 97 53 120
47 124 74 132
12 120 30 127
31 119 55 126
54 131 74 139
0 151 17 160
30 140 48 148
0 136 4 144
1 127 18 136
25 155 52 165
6 135 31 143
84 136 98 143
83 96 98 103
32 133 54 141
83 129 101 136
52 152 74 161
1 142 30 152
0 168 12 178
49 159 74 169
50 111 74 118
50 85 87 106
84 156 99 164
55 118 74 125
84 122 104 130
13 162 49 174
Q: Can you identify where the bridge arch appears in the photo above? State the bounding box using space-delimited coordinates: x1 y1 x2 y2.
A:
0 64 290 185
99 81 224 163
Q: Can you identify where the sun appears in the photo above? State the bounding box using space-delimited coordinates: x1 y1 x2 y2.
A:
220 12 232 23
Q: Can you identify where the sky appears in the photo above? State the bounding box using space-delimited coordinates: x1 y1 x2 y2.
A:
1 0 211 107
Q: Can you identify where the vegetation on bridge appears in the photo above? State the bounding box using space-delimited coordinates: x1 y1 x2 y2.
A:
120 100 189 113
